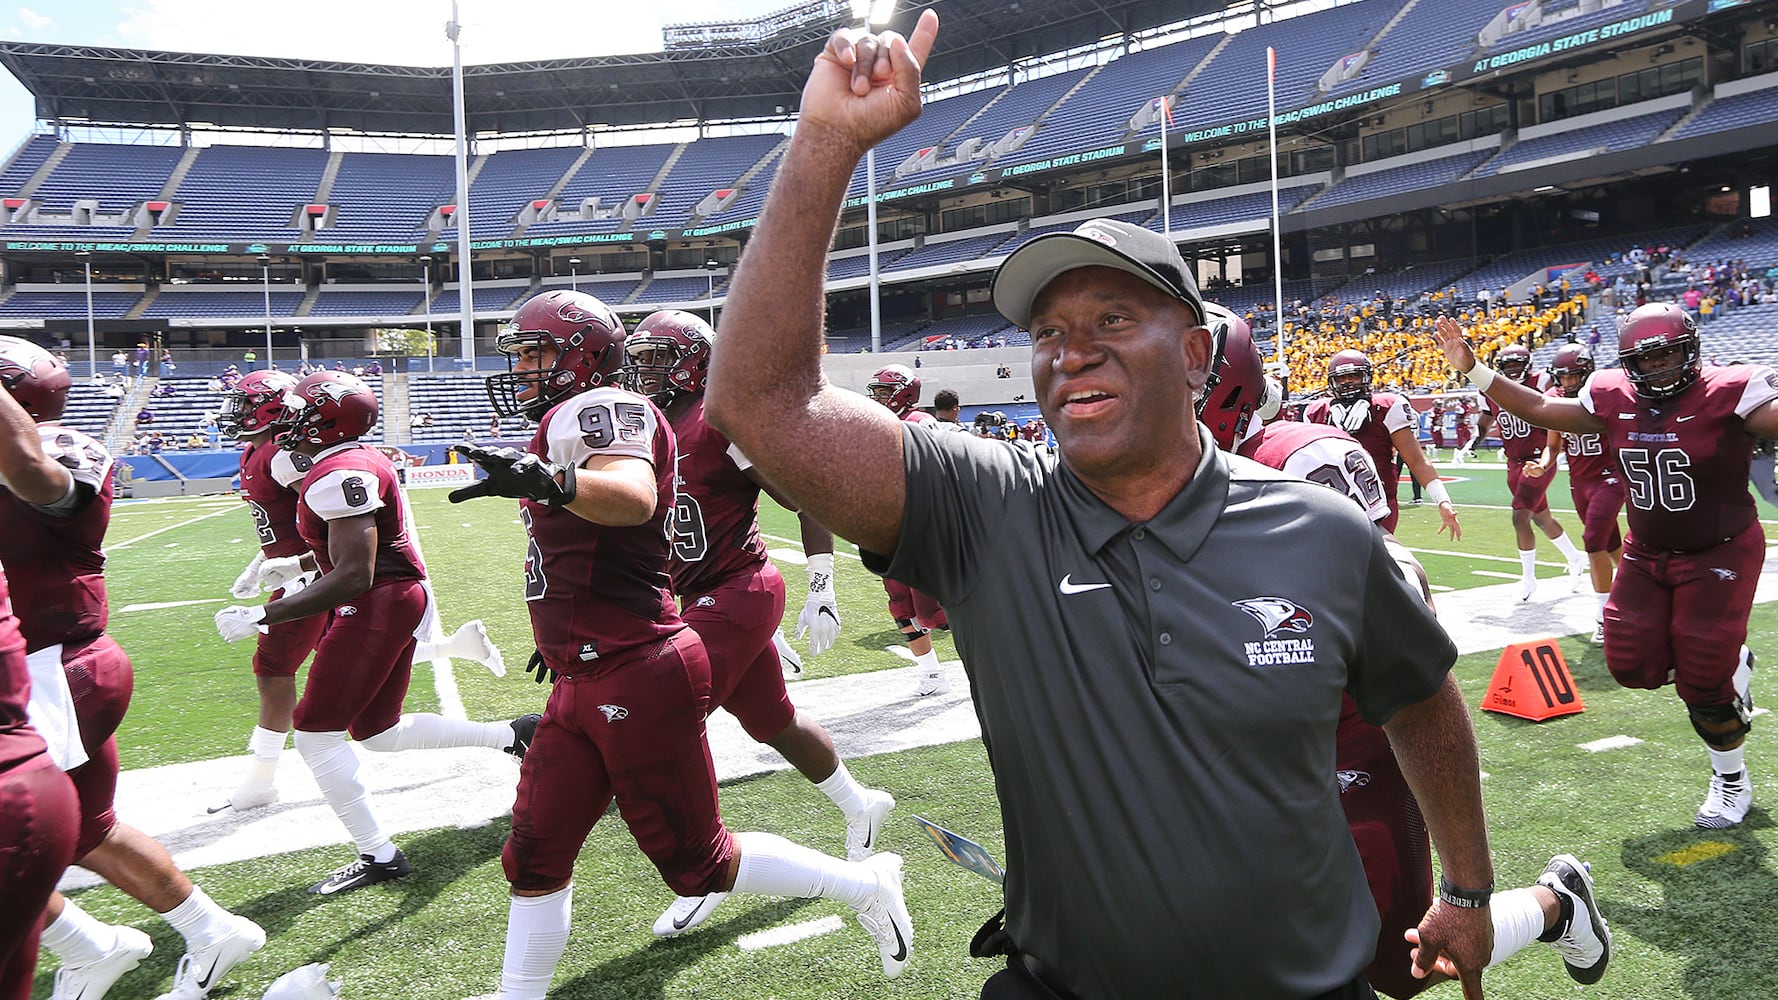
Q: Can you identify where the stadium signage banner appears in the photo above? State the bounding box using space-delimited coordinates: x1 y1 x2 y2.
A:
401 463 477 489
1460 7 1678 77
4 240 233 253
1000 144 1128 179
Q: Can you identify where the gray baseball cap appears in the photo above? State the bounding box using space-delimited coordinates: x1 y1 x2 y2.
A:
992 219 1205 330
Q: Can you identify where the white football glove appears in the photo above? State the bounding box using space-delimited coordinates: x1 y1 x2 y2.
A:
794 553 842 656
215 605 269 643
258 556 307 594
230 553 266 599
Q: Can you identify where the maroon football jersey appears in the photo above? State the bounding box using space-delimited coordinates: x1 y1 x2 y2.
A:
0 568 34 749
0 425 114 652
522 386 684 673
1239 421 1391 524
668 399 767 599
1303 392 1413 501
1548 387 1618 489
295 444 426 582
1487 396 1548 464
240 438 311 559
1580 364 1778 552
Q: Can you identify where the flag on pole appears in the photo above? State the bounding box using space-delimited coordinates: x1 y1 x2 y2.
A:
1154 95 1174 127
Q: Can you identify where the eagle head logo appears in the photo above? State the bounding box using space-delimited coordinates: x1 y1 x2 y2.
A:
1233 597 1314 638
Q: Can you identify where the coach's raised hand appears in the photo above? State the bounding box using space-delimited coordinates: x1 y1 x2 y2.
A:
801 9 940 158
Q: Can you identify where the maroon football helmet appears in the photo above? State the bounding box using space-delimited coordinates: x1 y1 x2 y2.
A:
276 371 379 449
867 364 921 417
623 309 713 407
218 370 299 438
1326 349 1373 404
0 336 70 422
1196 304 1265 451
488 289 627 420
1617 302 1701 398
1547 343 1596 397
1494 343 1533 383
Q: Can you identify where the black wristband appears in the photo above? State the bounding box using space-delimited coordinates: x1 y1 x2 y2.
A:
1438 877 1493 909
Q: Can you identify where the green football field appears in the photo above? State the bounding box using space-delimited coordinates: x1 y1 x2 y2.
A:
36 462 1778 999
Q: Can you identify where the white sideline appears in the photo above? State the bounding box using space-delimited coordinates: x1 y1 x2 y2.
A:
65 549 1778 888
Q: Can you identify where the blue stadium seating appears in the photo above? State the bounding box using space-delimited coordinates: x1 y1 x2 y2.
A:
0 290 140 319
309 290 426 317
1307 150 1491 211
61 381 122 440
1473 107 1683 176
1328 0 1497 98
143 290 305 319
893 67 1094 186
1000 34 1222 171
650 134 783 230
324 151 455 241
1153 184 1319 233
994 210 1155 253
1670 79 1778 141
1682 217 1778 271
630 276 718 305
849 85 1003 199
1482 2 1665 57
1184 2 1399 126
889 232 1016 272
527 144 675 236
0 134 58 195
165 145 327 240
429 285 531 314
1698 301 1778 366
467 145 584 237
828 250 910 282
407 372 509 444
698 144 786 227
29 141 184 215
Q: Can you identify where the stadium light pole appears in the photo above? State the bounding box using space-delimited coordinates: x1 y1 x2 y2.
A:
569 257 580 291
257 253 273 370
853 0 896 354
704 259 720 324
421 255 434 373
78 250 95 376
448 0 475 369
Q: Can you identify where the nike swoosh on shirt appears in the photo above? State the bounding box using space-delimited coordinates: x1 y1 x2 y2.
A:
1058 575 1112 595
1676 415 1696 422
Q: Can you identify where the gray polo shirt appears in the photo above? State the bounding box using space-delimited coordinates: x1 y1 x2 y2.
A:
863 424 1456 1000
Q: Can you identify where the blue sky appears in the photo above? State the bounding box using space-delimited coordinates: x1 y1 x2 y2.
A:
0 1 796 142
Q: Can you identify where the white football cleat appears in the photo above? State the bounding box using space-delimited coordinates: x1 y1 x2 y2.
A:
852 853 912 979
651 892 729 938
428 620 505 677
913 668 950 698
1590 622 1606 646
1537 854 1611 985
152 913 266 1000
260 963 341 999
1566 556 1589 590
1695 768 1752 829
774 629 804 678
847 789 897 861
1516 576 1537 602
230 782 279 811
50 925 153 1000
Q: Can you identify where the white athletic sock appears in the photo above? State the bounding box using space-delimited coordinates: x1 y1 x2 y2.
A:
247 726 287 759
499 886 573 1000
293 729 390 858
160 885 229 948
39 899 117 966
912 649 940 676
358 713 510 752
1710 746 1746 777
1488 887 1547 967
1551 532 1582 561
815 760 869 817
731 831 878 909
1594 591 1609 618
1519 549 1537 579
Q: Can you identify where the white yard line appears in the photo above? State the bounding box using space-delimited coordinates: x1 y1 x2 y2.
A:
762 534 865 561
107 507 238 550
1409 546 1568 568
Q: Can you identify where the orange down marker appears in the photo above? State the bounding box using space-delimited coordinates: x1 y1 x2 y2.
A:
1480 638 1585 721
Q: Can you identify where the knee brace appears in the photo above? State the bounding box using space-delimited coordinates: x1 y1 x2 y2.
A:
894 617 930 638
1689 702 1751 750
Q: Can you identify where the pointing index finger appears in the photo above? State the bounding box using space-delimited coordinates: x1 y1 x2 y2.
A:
906 8 939 64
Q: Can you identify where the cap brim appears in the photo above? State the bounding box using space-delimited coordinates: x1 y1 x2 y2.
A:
992 232 1197 330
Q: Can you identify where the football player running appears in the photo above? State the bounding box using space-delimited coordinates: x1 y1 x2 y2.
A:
1306 348 1461 539
212 371 538 896
623 309 896 937
1535 345 1625 643
0 337 265 1000
1437 304 1778 829
453 291 912 999
1207 313 1611 997
215 371 506 813
1474 344 1588 601
865 364 953 696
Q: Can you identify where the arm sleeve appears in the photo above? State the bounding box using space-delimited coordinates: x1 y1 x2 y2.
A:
1734 366 1778 419
303 468 385 520
544 388 658 469
856 423 1019 606
1348 529 1457 726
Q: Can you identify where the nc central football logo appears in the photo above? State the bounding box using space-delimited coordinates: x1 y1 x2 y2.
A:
1233 597 1314 638
598 704 629 722
308 380 357 404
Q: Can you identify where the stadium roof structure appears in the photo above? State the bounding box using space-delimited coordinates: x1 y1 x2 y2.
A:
0 0 1228 135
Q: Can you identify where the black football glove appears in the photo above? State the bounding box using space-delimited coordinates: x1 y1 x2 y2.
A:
448 445 578 506
524 648 559 685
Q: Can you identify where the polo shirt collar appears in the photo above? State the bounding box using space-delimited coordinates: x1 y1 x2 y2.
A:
1061 423 1229 559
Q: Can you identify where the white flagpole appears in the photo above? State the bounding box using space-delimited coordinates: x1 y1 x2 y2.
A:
449 1 475 369
1158 97 1171 238
1266 46 1286 357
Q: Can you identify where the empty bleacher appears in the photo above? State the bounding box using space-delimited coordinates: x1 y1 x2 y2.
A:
854 85 1003 198
1307 149 1493 212
324 151 456 241
1327 0 1497 99
165 145 327 241
527 144 675 236
468 145 585 237
651 134 783 230
894 67 1093 187
30 141 184 216
0 289 141 319
309 289 426 318
407 373 512 444
1474 105 1685 177
144 288 305 320
0 134 58 193
60 381 123 440
1185 2 1400 126
1671 76 1778 141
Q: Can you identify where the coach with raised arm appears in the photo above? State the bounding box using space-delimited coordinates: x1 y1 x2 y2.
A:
705 12 1495 1000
